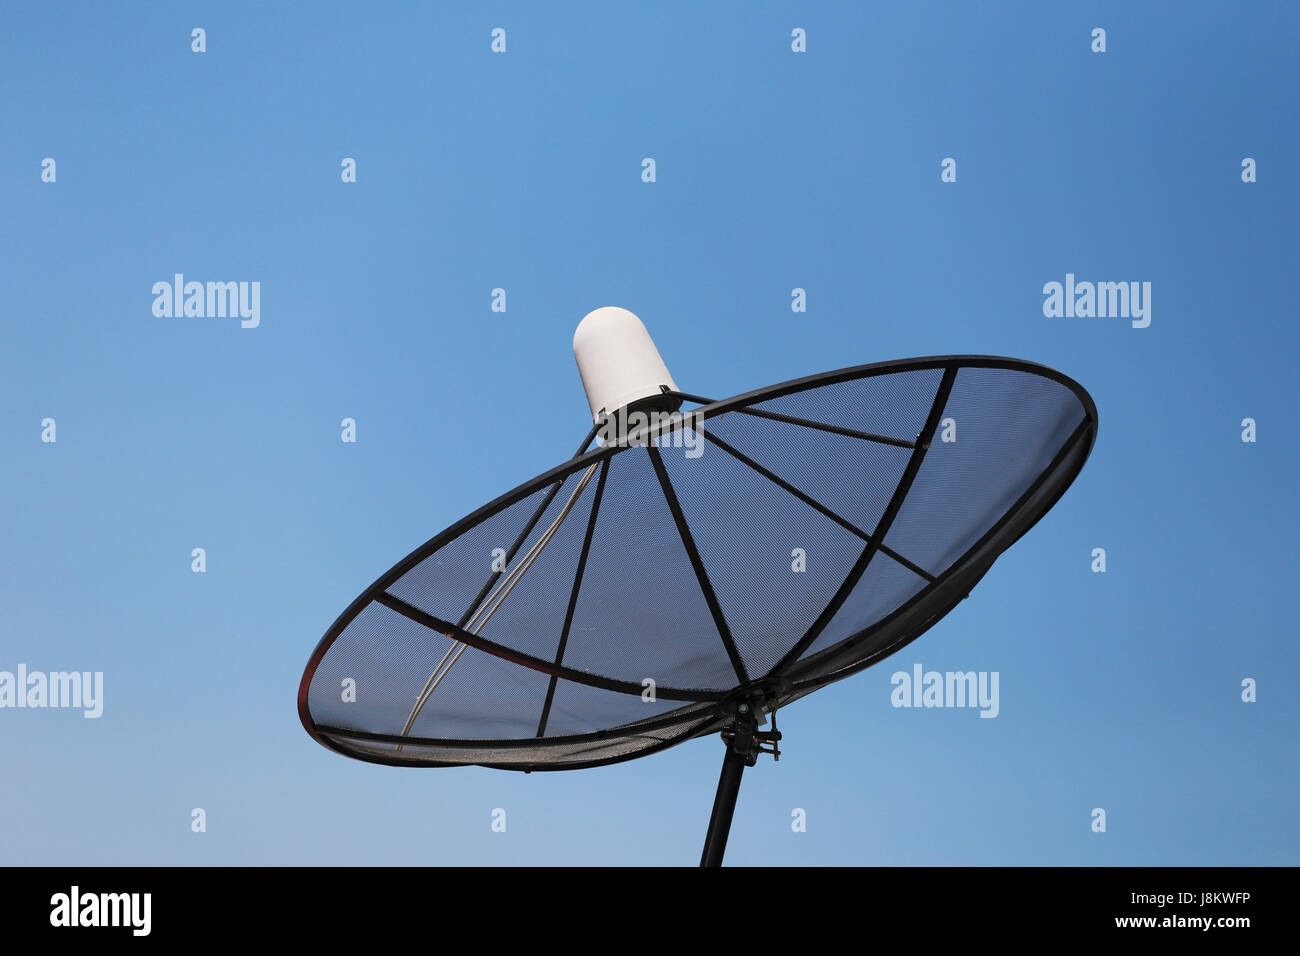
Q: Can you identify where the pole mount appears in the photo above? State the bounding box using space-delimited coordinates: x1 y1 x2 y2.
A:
717 677 789 765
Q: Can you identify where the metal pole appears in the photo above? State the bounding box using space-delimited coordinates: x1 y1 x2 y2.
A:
699 743 748 867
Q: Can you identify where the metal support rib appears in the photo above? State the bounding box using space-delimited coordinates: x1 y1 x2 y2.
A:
703 429 936 583
764 365 958 677
666 390 915 449
452 422 603 630
536 457 610 738
647 445 750 685
572 419 602 458
391 425 602 748
395 460 601 747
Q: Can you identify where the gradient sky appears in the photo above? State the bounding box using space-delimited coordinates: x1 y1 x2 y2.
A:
2 1 1296 865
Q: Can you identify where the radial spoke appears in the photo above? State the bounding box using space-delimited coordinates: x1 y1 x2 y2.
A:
664 390 914 449
396 462 600 746
765 365 958 676
374 592 720 702
647 446 750 685
733 405 916 449
703 429 936 583
536 457 610 738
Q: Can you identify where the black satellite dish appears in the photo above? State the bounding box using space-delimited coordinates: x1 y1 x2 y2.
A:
298 307 1097 866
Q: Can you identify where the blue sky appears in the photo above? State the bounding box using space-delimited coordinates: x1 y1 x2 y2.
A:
1 1 1296 865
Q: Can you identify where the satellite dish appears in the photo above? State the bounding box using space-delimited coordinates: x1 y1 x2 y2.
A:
298 307 1098 866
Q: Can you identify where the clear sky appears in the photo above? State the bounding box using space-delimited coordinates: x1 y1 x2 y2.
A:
2 1 1296 865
